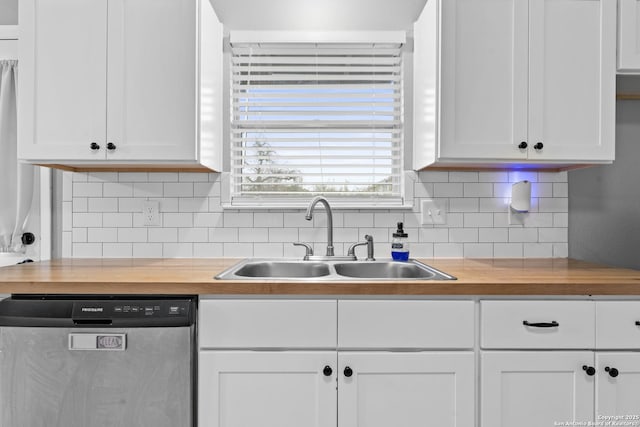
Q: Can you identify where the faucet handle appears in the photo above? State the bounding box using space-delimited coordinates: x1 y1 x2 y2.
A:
293 242 314 260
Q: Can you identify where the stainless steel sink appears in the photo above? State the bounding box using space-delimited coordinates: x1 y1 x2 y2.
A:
334 261 438 279
233 261 331 278
215 259 456 281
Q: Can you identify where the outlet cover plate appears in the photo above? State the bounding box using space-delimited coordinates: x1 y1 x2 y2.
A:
142 200 160 227
421 199 447 225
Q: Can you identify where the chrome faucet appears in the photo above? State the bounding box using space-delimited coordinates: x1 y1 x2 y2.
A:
305 196 335 257
347 235 375 261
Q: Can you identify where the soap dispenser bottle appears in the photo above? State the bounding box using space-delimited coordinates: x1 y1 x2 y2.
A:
391 222 409 261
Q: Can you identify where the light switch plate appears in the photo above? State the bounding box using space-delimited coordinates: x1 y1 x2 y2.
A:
142 201 160 226
421 199 447 225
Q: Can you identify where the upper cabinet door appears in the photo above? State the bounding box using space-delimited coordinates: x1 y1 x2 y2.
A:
438 0 529 161
618 0 640 72
106 0 196 161
18 0 108 161
527 0 615 162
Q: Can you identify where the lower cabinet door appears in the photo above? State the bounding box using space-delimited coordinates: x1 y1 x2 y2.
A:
199 351 337 427
338 352 475 427
596 353 640 421
482 351 594 427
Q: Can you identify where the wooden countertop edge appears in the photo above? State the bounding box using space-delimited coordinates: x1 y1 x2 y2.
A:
2 281 640 295
0 258 639 295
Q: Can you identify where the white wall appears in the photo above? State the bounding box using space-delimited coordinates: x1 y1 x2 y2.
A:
569 97 640 269
61 170 568 258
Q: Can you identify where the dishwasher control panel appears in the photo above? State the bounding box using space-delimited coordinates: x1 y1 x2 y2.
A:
70 299 193 326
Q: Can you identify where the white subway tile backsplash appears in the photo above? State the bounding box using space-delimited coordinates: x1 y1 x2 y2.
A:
73 198 88 213
464 183 493 197
164 182 193 197
178 197 208 213
493 243 523 258
449 198 479 213
132 243 163 258
73 243 103 258
103 182 133 197
464 243 493 258
434 243 464 258
178 228 209 243
163 213 193 228
87 228 117 243
102 212 133 228
223 243 253 257
64 169 569 259
73 213 102 228
463 213 493 228
163 243 193 258
194 243 223 257
117 228 148 243
119 172 149 182
508 228 539 243
523 243 554 258
450 171 478 183
88 198 118 213
103 243 133 258
194 213 223 228
148 228 178 243
239 228 269 243
449 228 479 243
253 243 284 258
433 183 463 197
73 182 102 197
254 212 284 228
133 182 163 198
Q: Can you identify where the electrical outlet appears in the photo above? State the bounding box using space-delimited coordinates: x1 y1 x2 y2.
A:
142 201 160 227
421 199 447 225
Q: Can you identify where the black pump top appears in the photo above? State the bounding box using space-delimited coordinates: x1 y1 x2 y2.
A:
393 222 408 238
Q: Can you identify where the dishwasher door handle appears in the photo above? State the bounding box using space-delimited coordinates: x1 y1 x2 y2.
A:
68 333 127 351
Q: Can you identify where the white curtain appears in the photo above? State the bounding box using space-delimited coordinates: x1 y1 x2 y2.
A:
0 60 34 253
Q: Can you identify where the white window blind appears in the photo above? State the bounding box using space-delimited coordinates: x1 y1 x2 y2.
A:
230 42 404 206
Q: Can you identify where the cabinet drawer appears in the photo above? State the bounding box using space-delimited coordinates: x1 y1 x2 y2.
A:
199 300 337 348
596 302 640 349
338 300 474 349
481 301 595 349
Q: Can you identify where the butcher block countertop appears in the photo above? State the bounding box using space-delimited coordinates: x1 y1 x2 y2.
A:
0 258 639 295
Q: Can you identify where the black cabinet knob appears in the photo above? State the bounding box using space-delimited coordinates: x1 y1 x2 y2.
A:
90 142 100 150
534 142 544 150
582 365 596 376
604 367 619 378
106 142 117 150
21 232 35 246
344 366 353 377
323 366 333 377
518 141 528 149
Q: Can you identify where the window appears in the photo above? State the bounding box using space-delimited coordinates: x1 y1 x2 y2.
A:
230 39 404 207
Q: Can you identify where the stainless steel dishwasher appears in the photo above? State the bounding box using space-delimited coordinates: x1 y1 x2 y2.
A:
0 295 196 427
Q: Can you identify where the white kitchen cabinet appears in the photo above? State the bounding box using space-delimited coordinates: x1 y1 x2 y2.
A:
199 299 475 427
596 353 640 420
18 0 223 171
199 351 336 427
481 351 595 427
414 0 616 169
618 0 640 72
338 352 474 427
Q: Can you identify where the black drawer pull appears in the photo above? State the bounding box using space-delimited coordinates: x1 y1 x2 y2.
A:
635 321 640 326
523 320 559 328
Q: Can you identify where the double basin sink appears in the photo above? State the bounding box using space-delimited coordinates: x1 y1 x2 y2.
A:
215 259 456 281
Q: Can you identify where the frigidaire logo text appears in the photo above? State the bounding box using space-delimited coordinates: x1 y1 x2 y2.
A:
81 307 103 313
